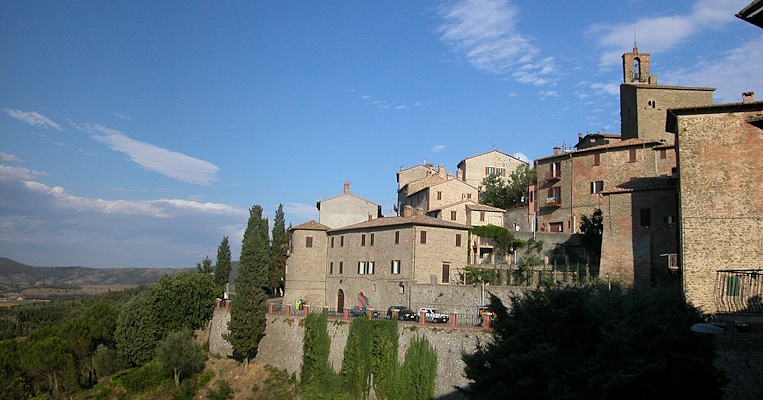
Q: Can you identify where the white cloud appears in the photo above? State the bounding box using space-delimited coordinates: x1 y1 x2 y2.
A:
589 0 744 66
432 145 446 153
284 202 319 221
4 109 62 130
538 90 559 98
0 152 21 162
661 35 763 103
112 112 132 120
73 123 219 186
437 0 556 84
0 165 46 181
589 82 620 96
513 152 529 163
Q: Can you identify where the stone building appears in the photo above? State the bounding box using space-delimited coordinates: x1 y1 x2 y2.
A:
666 96 763 314
317 181 382 229
456 149 527 190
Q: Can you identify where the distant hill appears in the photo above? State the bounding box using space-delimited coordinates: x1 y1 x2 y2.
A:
0 257 188 292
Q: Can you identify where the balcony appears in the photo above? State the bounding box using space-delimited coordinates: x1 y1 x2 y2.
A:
545 172 562 181
544 197 561 207
715 269 763 314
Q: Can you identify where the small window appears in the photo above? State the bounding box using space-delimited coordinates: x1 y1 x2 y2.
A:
395 231 400 244
467 193 472 200
456 234 462 247
361 234 366 246
306 236 313 248
340 236 344 247
450 211 457 220
553 162 562 177
331 237 335 248
370 233 374 246
330 262 334 274
640 208 651 227
420 231 427 244
549 222 564 232
660 149 667 160
368 261 374 275
629 149 637 162
442 263 450 283
485 166 495 175
664 216 675 224
593 153 600 165
391 260 400 274
480 211 485 221
437 191 442 200
339 261 343 274
529 190 534 203
358 261 365 275
554 187 561 204
497 167 505 176
591 181 604 194
727 276 741 296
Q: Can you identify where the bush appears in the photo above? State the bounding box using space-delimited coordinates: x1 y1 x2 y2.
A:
206 379 233 400
93 344 129 378
117 360 168 393
461 284 726 399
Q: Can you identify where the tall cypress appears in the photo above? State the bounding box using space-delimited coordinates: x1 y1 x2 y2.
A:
269 204 288 295
215 236 232 291
226 205 269 370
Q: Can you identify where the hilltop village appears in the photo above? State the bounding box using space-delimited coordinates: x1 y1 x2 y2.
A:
283 46 763 319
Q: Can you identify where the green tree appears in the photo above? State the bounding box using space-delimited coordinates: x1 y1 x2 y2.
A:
196 255 214 274
579 208 603 260
215 236 232 291
461 285 726 399
156 328 206 387
226 205 270 370
114 289 162 367
20 327 77 398
154 270 221 332
391 335 438 400
93 344 128 379
269 204 289 295
480 164 536 209
0 339 28 399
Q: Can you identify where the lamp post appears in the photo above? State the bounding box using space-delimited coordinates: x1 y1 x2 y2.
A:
606 272 611 291
478 274 485 306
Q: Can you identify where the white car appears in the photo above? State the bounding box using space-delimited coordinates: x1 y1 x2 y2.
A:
417 307 449 323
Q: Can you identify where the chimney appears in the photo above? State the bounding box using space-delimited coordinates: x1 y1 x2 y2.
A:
578 132 582 140
743 92 754 103
415 207 424 216
343 180 350 194
368 214 372 221
403 205 413 218
648 75 658 85
438 164 446 177
553 146 561 155
456 169 463 180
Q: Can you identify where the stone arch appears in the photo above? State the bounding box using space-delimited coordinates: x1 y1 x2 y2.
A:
337 289 345 312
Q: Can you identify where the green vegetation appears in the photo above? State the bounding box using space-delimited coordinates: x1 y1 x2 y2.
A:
226 205 270 369
480 164 536 209
269 204 289 295
579 208 604 260
215 236 233 290
461 284 726 399
156 328 206 387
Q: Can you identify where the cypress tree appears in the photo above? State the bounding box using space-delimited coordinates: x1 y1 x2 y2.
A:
269 204 288 295
215 236 232 291
226 205 269 370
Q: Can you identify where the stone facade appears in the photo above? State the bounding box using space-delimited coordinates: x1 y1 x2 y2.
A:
317 181 381 229
668 101 763 313
283 221 330 308
396 163 437 190
456 149 526 190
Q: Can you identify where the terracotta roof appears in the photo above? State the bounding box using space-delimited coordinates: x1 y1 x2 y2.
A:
290 220 331 231
535 138 663 162
465 203 506 212
427 199 474 212
329 214 469 233
602 176 677 195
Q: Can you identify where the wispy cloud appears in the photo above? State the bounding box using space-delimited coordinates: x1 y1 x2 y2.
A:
112 112 133 120
513 152 529 163
589 0 744 66
432 145 446 153
437 0 556 85
4 109 62 130
72 123 219 186
284 202 319 220
0 152 21 162
538 90 559 98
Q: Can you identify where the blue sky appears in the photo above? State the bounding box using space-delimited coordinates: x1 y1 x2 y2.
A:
1 0 761 268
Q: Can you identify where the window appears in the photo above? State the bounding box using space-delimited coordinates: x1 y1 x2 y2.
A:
668 254 678 272
467 193 472 200
450 211 457 220
395 231 400 244
339 261 343 274
456 234 462 247
391 260 400 274
442 263 450 283
665 216 675 224
552 162 561 177
330 262 334 274
497 167 505 176
593 153 600 165
486 166 495 175
361 234 366 246
340 236 344 247
306 236 313 248
420 231 427 244
437 191 442 200
368 261 374 275
640 208 651 227
331 237 334 248
591 181 604 194
549 222 564 232
629 149 637 162
727 276 741 296
529 190 534 203
660 149 667 159
370 233 374 246
358 261 366 275
480 211 485 221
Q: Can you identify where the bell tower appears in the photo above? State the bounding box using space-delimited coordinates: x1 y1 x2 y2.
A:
622 47 650 84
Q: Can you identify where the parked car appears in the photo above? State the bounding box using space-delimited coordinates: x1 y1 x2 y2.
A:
349 306 379 318
386 306 417 321
417 307 449 323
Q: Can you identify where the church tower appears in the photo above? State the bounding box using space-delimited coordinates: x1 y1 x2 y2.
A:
622 47 651 84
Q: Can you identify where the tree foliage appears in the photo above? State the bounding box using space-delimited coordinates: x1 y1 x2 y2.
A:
480 164 536 209
579 208 604 259
215 236 232 290
226 205 270 366
269 204 289 294
154 270 221 333
196 255 214 274
156 328 206 387
115 289 162 367
461 285 726 399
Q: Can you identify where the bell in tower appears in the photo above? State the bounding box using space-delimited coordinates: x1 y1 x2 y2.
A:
622 47 651 84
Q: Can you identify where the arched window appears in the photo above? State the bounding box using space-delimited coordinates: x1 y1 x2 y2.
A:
633 58 641 81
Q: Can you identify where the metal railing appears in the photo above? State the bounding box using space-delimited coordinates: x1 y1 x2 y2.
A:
715 269 763 313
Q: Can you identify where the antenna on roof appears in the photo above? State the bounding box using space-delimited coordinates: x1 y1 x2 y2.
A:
634 30 637 49
490 142 496 150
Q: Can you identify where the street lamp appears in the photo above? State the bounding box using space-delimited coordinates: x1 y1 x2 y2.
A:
478 274 485 306
605 272 611 291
